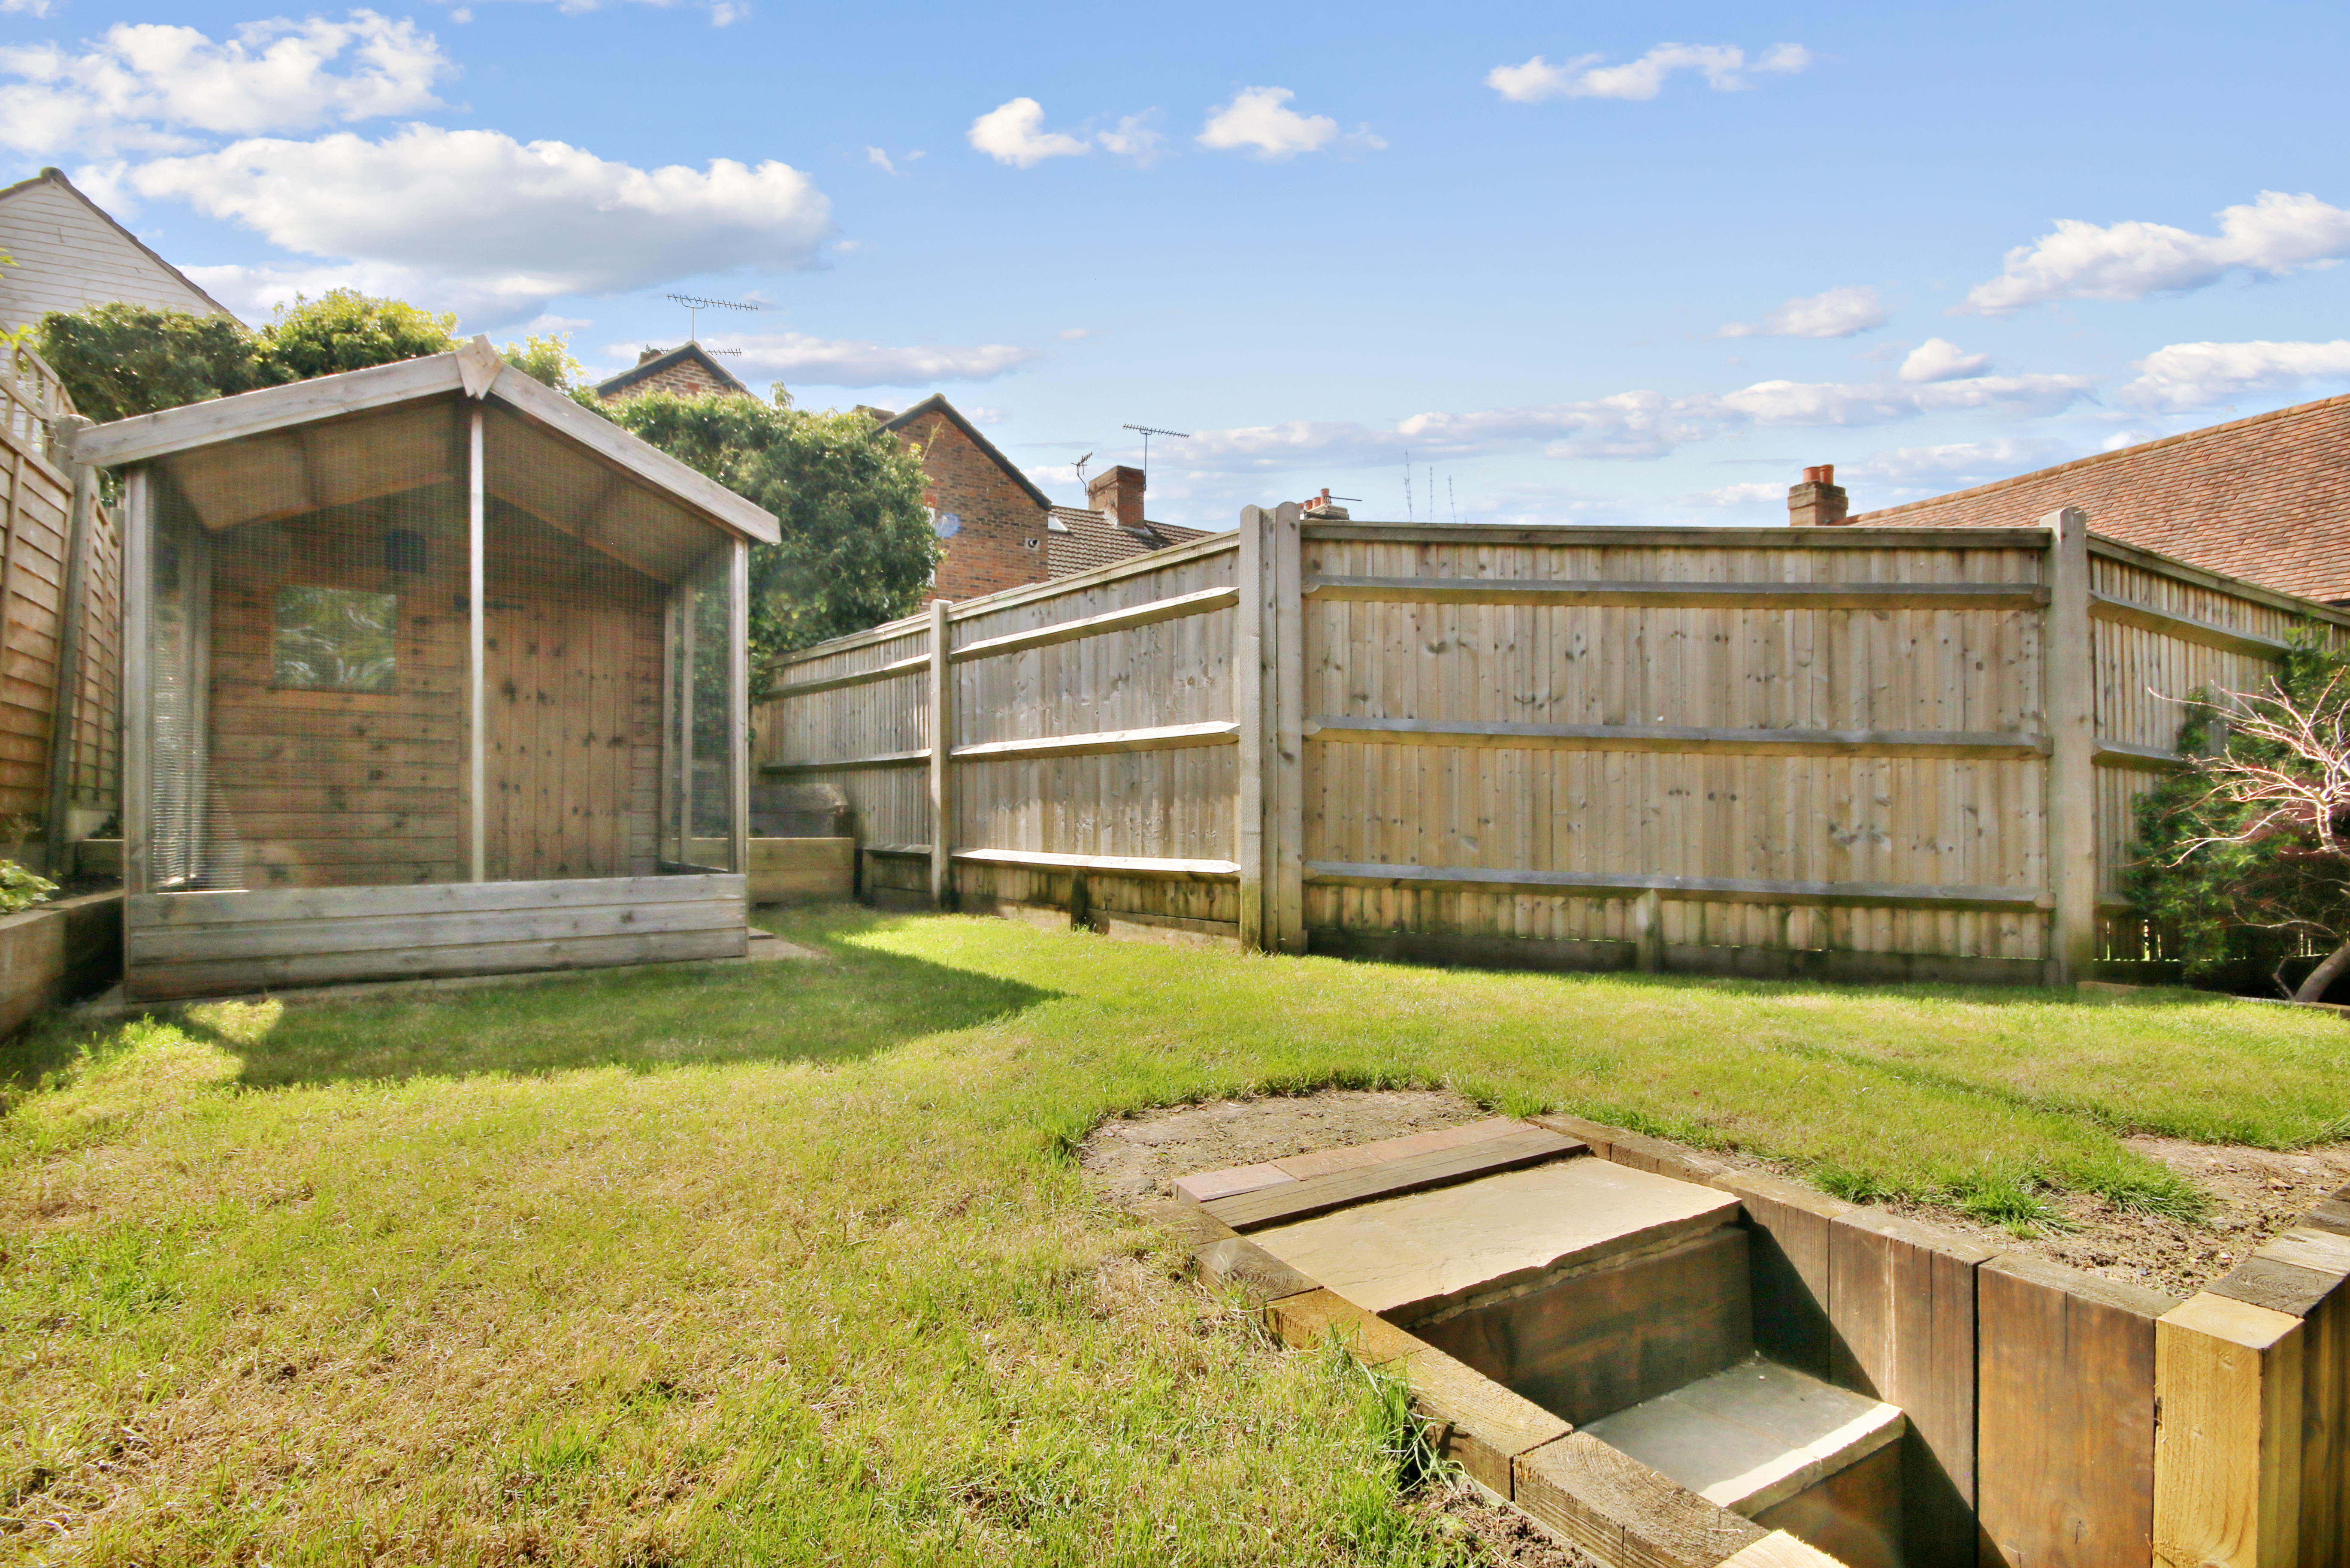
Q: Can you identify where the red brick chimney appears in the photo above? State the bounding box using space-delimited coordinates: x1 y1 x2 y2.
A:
1088 464 1147 530
1787 464 1851 528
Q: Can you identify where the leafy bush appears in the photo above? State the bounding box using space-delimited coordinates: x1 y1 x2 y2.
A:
36 289 460 422
2128 635 2350 993
0 859 57 915
593 389 938 663
499 332 585 392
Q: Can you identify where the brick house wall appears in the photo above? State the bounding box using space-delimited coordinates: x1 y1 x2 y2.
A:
623 358 737 399
883 401 1053 602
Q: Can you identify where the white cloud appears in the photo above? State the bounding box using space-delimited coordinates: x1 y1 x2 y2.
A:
1842 438 2074 484
0 12 451 157
962 405 1007 425
117 124 832 326
1058 326 1100 341
1898 337 1991 382
1959 191 2350 315
1198 86 1382 160
865 146 896 175
1179 369 2094 471
1096 112 1164 162
2117 339 2350 412
707 0 746 22
1687 481 1785 508
1488 42 1809 103
1 0 56 17
1716 284 1886 340
968 97 1089 168
700 331 1037 387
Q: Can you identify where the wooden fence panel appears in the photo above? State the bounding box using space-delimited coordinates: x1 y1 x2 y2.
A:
753 520 2350 980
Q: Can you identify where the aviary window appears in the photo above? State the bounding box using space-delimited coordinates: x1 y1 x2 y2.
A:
273 586 397 692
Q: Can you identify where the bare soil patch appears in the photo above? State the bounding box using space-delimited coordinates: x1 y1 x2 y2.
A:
1908 1136 2350 1299
1413 1483 1600 1565
1078 1089 1486 1206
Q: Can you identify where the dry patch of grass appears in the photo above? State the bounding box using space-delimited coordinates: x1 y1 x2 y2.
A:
4 906 2346 1562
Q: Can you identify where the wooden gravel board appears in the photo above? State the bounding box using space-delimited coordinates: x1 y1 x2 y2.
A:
1200 1127 1585 1231
2153 1293 2304 1568
1131 1197 1239 1254
1716 1172 1854 1383
1416 1228 1752 1429
1393 1344 1573 1500
2303 1277 2350 1565
1513 1432 1771 1568
1977 1252 2169 1568
1825 1210 1993 1568
1192 1237 1317 1307
2302 1186 2350 1237
1265 1288 1425 1366
1748 1441 1902 1568
2209 1254 2342 1320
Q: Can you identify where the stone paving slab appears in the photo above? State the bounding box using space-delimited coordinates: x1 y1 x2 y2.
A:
1249 1155 1740 1321
1579 1355 1905 1519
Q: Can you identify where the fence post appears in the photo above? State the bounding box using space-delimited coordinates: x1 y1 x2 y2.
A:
1270 502 1306 953
2153 1293 2304 1568
120 467 150 898
929 596 954 909
1235 508 1267 950
1634 888 1664 973
42 435 93 875
2044 506 2097 985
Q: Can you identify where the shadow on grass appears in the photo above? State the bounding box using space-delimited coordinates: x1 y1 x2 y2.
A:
29 907 1061 1091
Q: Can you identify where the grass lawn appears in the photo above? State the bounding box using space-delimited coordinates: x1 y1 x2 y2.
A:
5 906 2348 1564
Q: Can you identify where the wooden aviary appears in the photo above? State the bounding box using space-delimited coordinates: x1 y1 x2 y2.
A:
759 506 2350 983
71 337 778 1000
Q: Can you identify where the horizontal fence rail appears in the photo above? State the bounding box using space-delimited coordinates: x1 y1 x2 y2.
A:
753 512 2349 983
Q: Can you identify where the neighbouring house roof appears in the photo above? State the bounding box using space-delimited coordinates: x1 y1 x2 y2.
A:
70 335 780 548
0 166 233 330
1849 392 2350 603
883 393 1056 511
591 341 753 402
1046 506 1213 577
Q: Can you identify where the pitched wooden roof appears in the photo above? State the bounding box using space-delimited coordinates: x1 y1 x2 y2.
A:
67 335 780 546
1849 392 2350 603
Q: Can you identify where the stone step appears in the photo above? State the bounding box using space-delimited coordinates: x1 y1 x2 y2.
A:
1247 1154 1741 1322
1579 1355 1905 1520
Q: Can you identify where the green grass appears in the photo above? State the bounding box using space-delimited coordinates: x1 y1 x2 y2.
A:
3 906 2346 1564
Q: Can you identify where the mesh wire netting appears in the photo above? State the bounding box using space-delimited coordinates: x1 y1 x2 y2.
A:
144 395 740 891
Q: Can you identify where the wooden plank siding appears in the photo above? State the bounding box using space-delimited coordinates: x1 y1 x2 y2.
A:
122 873 747 1000
753 520 2350 979
0 408 123 828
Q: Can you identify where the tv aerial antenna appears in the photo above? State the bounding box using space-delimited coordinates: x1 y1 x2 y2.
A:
665 292 761 344
1121 422 1190 476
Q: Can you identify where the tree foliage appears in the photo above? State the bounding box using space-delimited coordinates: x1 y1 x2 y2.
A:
36 288 460 422
499 331 584 392
2129 636 2350 990
593 388 938 663
35 302 276 423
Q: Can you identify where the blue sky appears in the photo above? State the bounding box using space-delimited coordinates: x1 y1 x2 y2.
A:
6 0 2349 530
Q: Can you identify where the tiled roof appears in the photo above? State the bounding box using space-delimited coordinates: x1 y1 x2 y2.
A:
1848 392 2350 602
1046 508 1213 577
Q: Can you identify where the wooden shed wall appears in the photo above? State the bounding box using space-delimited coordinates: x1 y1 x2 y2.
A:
188 491 667 889
755 513 2348 981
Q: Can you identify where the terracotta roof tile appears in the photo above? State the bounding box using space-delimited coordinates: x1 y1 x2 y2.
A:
1046 508 1213 577
1849 393 2350 601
